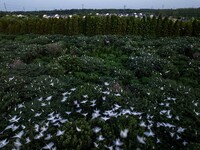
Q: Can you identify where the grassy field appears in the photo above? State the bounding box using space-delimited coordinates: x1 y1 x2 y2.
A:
0 34 200 149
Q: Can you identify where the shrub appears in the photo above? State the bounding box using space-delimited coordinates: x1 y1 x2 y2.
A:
45 42 66 57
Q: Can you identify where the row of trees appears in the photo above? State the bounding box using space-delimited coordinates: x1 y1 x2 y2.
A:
0 15 200 36
1 8 200 17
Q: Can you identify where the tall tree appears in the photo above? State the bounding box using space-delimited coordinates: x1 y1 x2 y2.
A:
126 17 133 35
162 17 169 36
110 15 119 35
150 16 157 36
173 20 180 36
183 21 193 36
156 15 163 37
0 21 3 33
168 20 174 36
105 16 111 35
192 19 200 36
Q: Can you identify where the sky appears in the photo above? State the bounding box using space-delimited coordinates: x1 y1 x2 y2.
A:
0 0 200 11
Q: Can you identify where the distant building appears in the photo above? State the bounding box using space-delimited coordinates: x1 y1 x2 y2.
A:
55 14 60 19
17 14 24 18
43 14 49 19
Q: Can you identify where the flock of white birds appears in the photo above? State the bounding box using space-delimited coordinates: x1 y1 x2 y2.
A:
0 77 199 149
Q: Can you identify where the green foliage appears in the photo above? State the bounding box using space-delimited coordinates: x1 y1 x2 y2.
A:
59 118 93 150
0 15 198 37
0 35 200 150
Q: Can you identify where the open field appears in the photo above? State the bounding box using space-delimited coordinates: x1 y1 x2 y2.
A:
0 34 200 149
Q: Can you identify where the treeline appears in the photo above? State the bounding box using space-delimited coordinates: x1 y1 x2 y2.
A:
154 8 200 18
0 15 200 36
1 8 200 18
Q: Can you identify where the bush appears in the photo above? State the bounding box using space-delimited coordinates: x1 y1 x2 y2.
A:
45 42 66 57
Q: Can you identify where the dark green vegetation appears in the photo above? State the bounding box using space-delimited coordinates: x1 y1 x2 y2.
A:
0 34 200 149
0 15 200 36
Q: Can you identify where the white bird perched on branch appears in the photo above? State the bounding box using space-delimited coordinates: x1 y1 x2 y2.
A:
61 96 67 102
65 111 72 115
56 130 65 136
120 129 129 138
139 121 147 127
97 135 105 141
92 109 101 119
14 139 22 148
137 135 146 144
104 145 113 150
113 138 123 146
0 139 9 148
93 127 101 133
9 115 21 123
144 130 155 137
13 130 24 139
81 100 88 104
76 126 81 132
34 132 44 140
42 142 54 149
46 96 52 101
25 137 31 144
45 134 52 140
101 116 110 121
4 124 19 132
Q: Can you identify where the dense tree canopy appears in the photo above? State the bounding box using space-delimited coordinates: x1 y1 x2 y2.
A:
0 15 200 36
